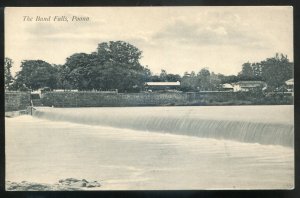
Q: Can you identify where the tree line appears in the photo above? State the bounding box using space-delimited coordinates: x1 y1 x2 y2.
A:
5 41 293 92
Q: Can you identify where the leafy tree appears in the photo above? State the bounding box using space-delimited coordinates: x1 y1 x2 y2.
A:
54 64 73 89
61 41 148 92
95 41 147 92
142 66 152 82
238 62 263 81
252 62 263 77
97 41 142 69
166 74 181 82
13 60 58 90
218 74 239 84
197 68 212 91
150 75 161 82
210 72 222 90
180 71 198 91
260 53 293 89
62 53 96 90
152 69 181 82
238 62 254 79
4 57 14 89
159 69 168 82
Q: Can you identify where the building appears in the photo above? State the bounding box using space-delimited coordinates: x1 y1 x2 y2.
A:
221 83 234 91
144 81 180 91
232 81 267 92
285 78 294 92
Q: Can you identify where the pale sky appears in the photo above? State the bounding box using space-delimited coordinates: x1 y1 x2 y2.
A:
5 7 293 76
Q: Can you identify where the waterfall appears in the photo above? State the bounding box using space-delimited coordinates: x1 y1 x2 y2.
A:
32 106 294 147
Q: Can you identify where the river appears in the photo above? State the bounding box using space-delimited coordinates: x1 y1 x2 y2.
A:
5 105 294 190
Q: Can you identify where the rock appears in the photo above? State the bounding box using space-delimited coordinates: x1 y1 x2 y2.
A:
65 178 80 182
86 181 101 188
71 180 87 188
6 178 101 191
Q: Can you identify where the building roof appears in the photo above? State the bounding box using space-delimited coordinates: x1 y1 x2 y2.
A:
235 81 266 88
222 83 233 89
145 81 180 86
285 78 294 85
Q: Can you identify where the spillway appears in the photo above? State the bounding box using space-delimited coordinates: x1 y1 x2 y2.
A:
32 106 294 147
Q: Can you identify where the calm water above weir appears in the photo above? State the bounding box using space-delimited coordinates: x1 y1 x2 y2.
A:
6 106 294 189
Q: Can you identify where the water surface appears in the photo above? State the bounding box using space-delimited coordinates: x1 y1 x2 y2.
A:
6 106 294 190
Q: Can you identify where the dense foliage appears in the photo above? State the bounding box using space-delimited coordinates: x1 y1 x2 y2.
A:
236 53 293 89
7 40 293 93
11 60 58 90
4 57 14 89
56 41 150 92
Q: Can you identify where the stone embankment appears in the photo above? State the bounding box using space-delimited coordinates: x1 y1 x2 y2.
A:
40 91 293 107
5 91 31 112
5 91 294 111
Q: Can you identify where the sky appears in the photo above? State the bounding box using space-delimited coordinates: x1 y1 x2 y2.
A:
5 7 293 77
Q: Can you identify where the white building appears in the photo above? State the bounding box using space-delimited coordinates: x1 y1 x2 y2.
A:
232 81 267 92
221 83 234 91
144 81 180 91
285 78 294 92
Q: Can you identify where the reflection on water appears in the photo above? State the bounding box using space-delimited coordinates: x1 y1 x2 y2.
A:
6 106 294 190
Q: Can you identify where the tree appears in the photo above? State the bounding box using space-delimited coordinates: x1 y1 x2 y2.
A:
95 41 147 92
4 57 14 89
218 74 239 84
252 62 263 77
159 69 168 82
13 60 58 90
197 68 212 91
166 74 181 82
62 53 96 90
97 41 142 69
61 41 148 92
238 62 254 80
180 71 198 91
54 64 73 89
150 75 161 82
157 69 181 82
210 72 222 90
260 53 293 89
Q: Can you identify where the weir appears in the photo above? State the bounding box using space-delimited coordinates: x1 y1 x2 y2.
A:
32 106 294 147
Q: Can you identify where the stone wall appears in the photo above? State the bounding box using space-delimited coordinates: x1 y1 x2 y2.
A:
5 91 31 112
5 90 292 111
39 91 284 107
41 92 189 107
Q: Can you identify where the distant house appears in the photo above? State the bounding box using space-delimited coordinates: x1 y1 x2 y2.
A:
144 81 180 91
232 81 267 92
221 83 234 91
285 78 294 92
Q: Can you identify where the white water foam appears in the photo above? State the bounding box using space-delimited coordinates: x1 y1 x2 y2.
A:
32 106 294 147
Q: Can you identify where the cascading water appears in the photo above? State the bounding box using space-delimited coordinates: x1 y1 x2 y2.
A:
32 106 294 147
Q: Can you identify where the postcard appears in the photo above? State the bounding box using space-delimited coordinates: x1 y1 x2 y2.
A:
4 6 294 190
